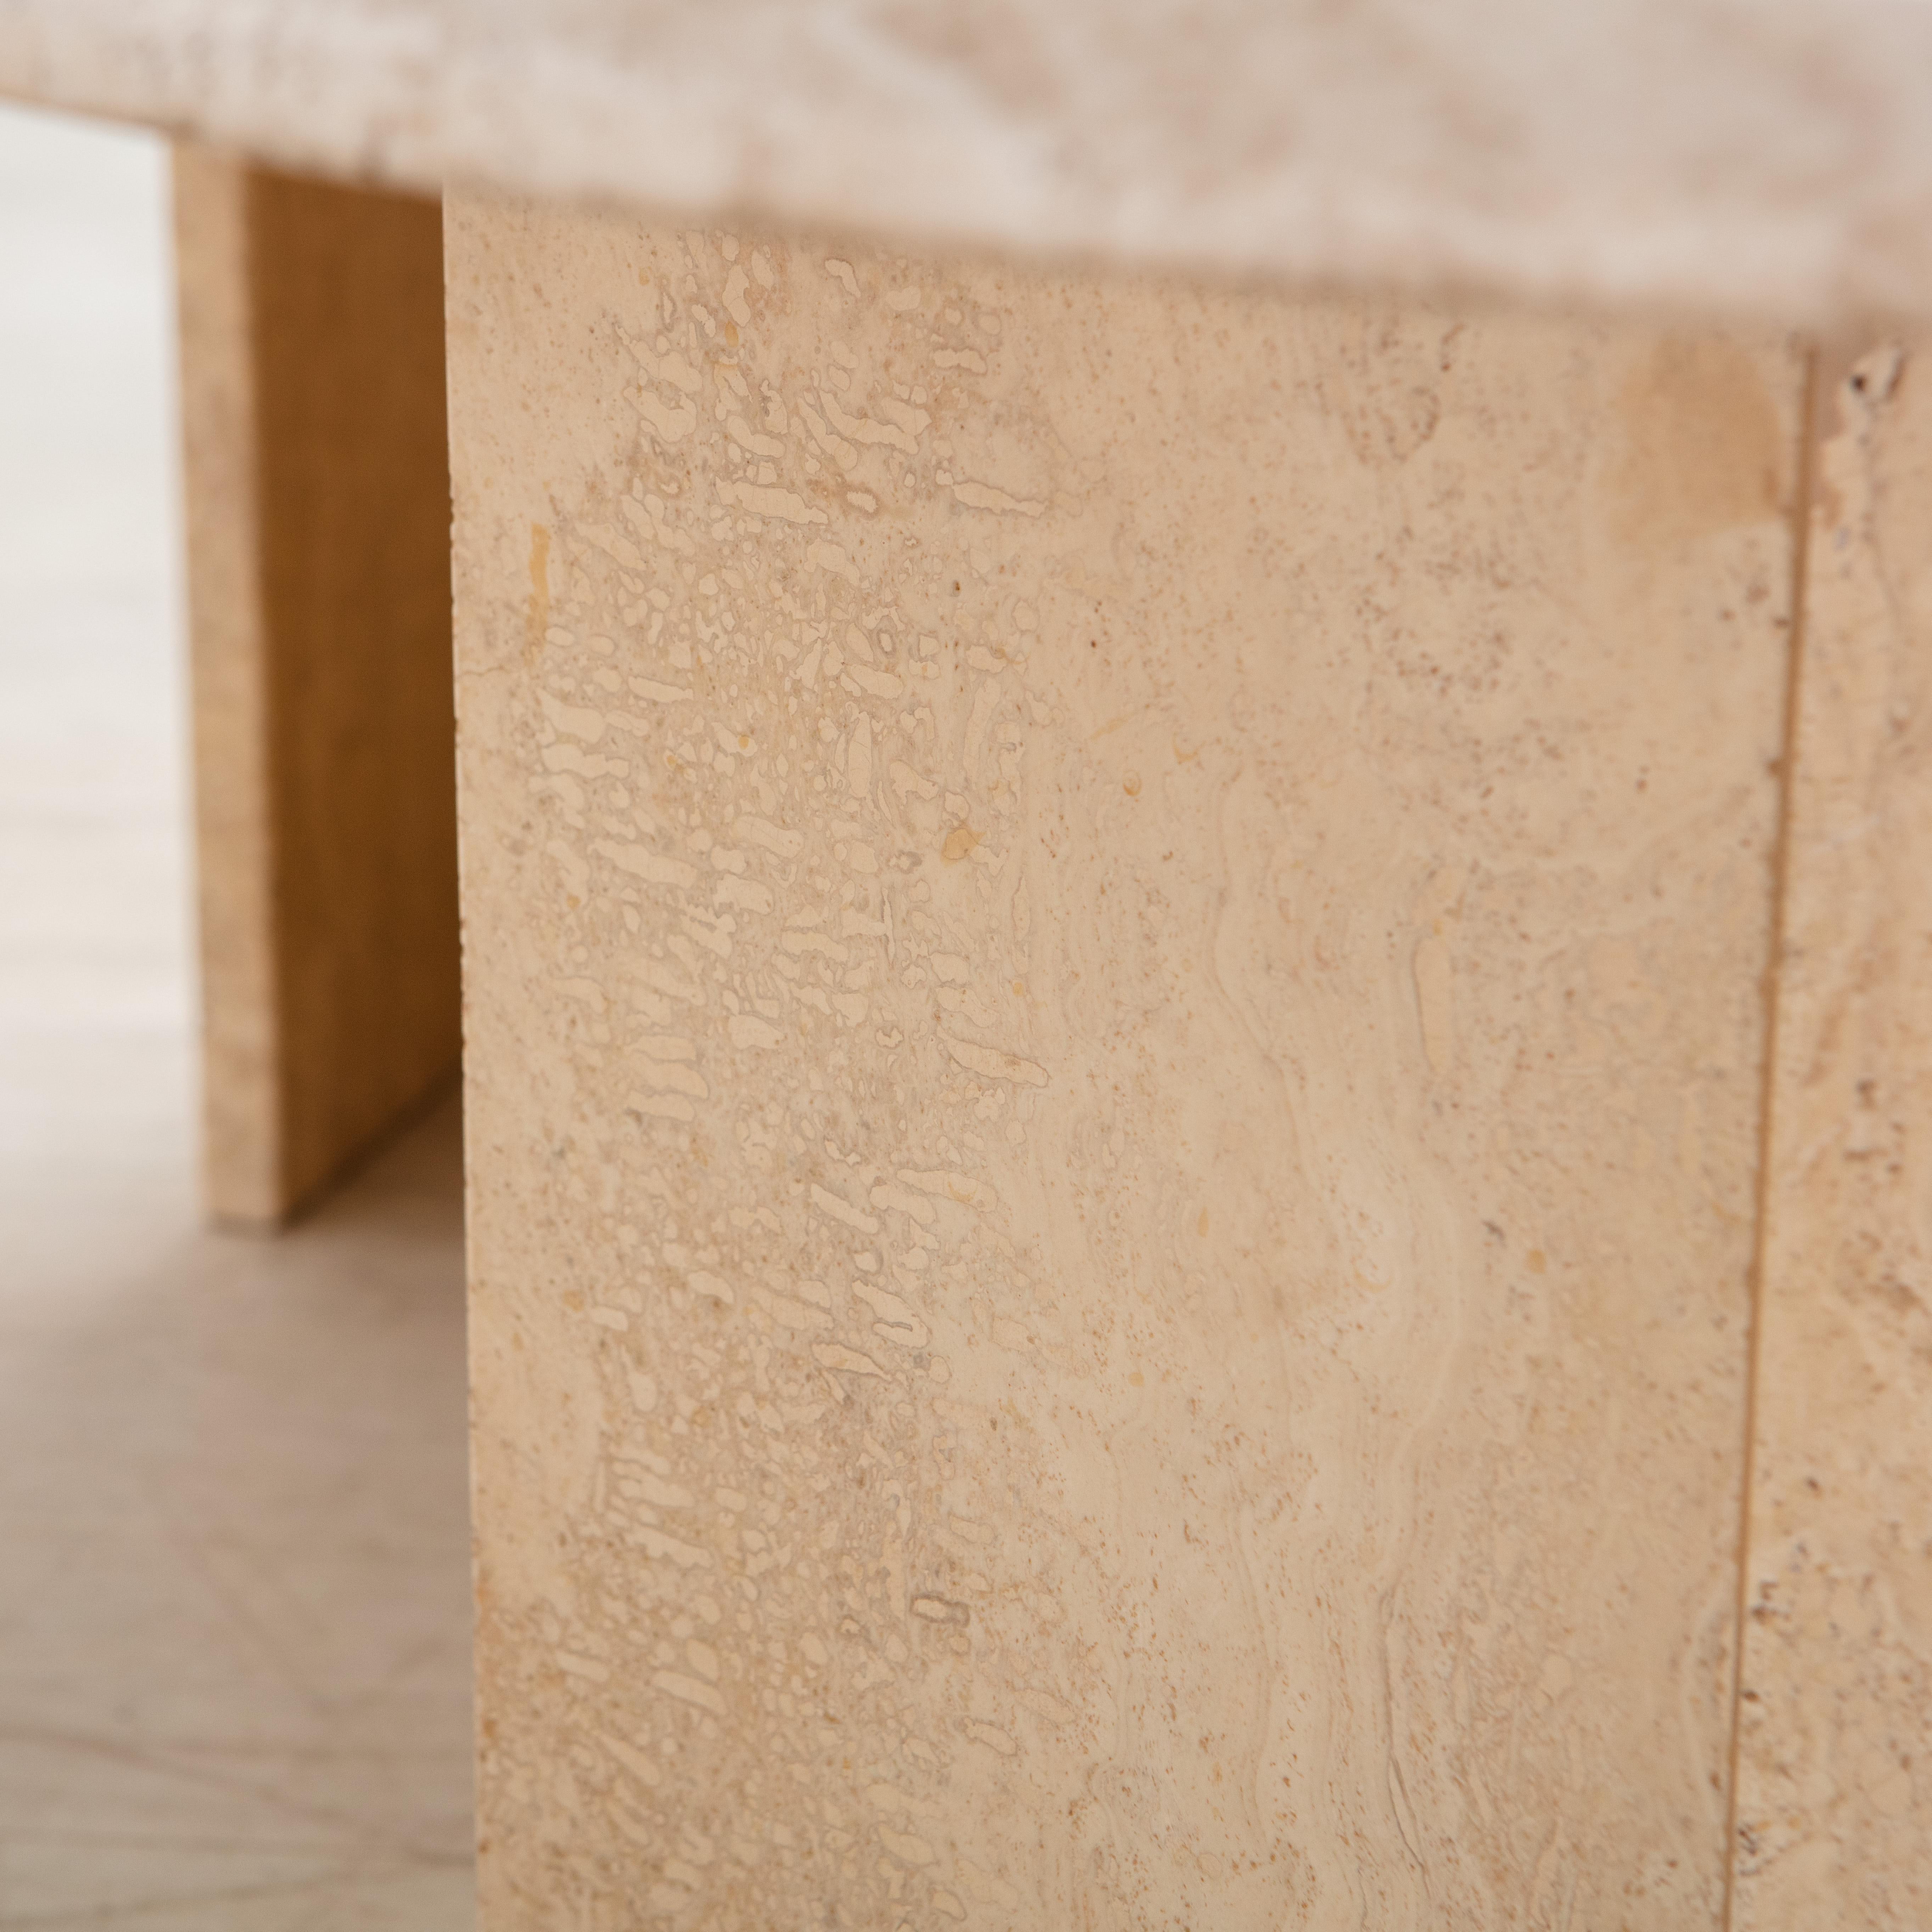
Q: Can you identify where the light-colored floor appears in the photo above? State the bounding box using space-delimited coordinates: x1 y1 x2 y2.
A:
0 103 475 1928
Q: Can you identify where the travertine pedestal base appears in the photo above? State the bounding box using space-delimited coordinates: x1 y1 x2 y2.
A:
176 148 459 1223
445 194 1928 1927
1731 350 1932 1928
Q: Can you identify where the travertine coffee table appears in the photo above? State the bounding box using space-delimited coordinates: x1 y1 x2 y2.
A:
8 5 1932 1926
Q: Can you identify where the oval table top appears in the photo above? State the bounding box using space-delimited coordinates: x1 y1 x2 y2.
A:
4 2 1931 329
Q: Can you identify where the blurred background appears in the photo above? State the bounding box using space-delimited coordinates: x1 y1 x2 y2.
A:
0 101 473 1929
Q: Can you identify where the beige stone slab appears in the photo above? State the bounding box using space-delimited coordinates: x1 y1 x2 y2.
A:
1731 344 1932 1927
18 2 1932 328
447 195 1805 1926
176 146 460 1223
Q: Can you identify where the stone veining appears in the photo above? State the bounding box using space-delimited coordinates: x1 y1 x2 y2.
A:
449 202 1802 1926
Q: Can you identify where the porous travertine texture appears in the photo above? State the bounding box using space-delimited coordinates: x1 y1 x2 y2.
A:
12 0 1932 327
447 194 1804 1925
1733 343 1932 1930
176 147 459 1222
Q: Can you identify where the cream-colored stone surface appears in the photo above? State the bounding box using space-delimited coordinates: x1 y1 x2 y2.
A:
13 2 1932 328
175 143 279 1218
1732 344 1932 1929
176 147 460 1223
448 195 1805 1926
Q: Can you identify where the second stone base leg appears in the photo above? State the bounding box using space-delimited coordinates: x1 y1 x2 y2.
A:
175 147 460 1225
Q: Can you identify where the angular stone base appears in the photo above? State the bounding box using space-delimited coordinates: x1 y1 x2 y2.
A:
1731 348 1932 1931
176 147 459 1224
444 192 1928 1926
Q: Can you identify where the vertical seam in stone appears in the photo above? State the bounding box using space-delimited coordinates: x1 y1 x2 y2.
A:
1720 341 1819 1932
